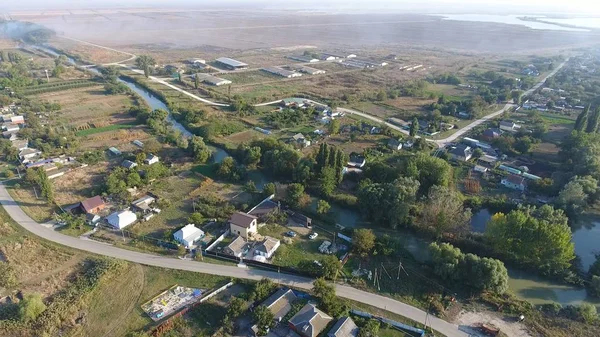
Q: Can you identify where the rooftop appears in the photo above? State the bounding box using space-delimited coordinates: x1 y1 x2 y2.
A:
216 57 248 67
80 196 105 213
174 224 205 243
262 288 298 319
229 212 257 228
226 235 247 255
505 174 526 185
289 303 333 337
327 317 359 337
256 236 280 254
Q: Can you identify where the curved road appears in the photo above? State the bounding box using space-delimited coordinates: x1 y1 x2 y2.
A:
0 183 466 337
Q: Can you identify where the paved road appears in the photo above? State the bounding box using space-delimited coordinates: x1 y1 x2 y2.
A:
0 182 467 337
339 58 569 147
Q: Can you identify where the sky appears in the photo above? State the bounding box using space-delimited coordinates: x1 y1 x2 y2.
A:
1 0 600 15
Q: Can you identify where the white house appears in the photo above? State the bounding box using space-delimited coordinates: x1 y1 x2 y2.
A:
144 154 160 165
501 174 526 191
19 148 41 162
254 236 281 259
228 212 258 239
107 210 138 229
499 120 518 132
2 123 19 132
173 224 205 248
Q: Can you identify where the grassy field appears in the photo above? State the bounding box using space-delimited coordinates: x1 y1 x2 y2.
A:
34 86 135 127
76 123 138 136
219 70 281 84
4 179 56 222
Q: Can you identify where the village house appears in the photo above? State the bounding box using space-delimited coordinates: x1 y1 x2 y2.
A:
19 148 41 162
131 195 156 212
78 196 106 214
11 139 28 151
499 120 518 132
347 153 366 168
108 147 122 156
254 236 281 259
173 224 205 248
327 317 359 337
288 304 333 337
122 160 138 169
107 209 138 229
228 212 258 239
291 133 311 148
224 235 248 257
2 123 19 132
449 144 473 162
501 174 526 191
387 138 403 151
144 154 160 165
481 128 502 141
261 288 298 321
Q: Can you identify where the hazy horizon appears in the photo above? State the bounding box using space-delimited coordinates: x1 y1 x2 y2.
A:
1 0 600 16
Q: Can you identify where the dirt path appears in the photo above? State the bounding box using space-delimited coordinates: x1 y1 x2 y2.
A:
100 264 146 337
456 310 532 337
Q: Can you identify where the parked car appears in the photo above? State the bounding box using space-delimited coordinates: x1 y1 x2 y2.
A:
286 231 297 237
309 232 319 240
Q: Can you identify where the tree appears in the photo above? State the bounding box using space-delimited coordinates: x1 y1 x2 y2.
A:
320 255 342 280
586 107 600 134
556 176 598 216
316 200 331 215
408 153 452 195
329 119 341 135
417 186 471 238
251 278 275 302
18 293 47 323
263 182 276 197
511 90 523 105
143 138 162 154
312 278 348 317
376 89 387 101
409 117 419 137
194 74 200 89
358 320 381 337
189 135 211 163
319 167 337 196
578 303 598 323
486 205 575 273
352 229 376 257
357 177 419 229
574 105 590 132
429 243 508 294
135 55 156 78
126 171 142 187
286 183 305 208
253 305 275 335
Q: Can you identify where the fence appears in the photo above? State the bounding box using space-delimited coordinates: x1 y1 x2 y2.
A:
150 282 234 337
205 229 230 251
351 310 425 337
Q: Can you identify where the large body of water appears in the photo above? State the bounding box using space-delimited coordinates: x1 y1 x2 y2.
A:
437 14 590 32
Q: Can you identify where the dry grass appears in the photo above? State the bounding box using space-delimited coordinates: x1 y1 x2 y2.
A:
33 86 134 127
53 162 110 206
49 37 131 64
5 181 55 222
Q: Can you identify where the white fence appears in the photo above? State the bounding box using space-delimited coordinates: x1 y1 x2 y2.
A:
200 281 234 303
205 229 230 251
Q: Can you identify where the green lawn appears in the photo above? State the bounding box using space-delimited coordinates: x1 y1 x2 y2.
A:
76 123 137 136
539 113 575 125
259 223 330 268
